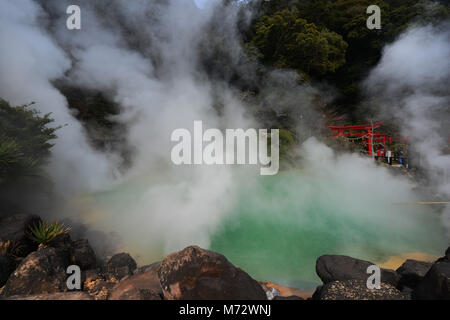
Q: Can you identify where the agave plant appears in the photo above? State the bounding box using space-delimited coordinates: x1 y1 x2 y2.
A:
26 220 71 245
0 240 23 258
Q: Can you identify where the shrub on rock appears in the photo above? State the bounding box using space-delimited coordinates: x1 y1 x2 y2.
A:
0 214 41 256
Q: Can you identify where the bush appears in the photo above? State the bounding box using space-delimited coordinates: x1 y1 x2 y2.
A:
26 220 71 246
0 99 59 212
0 240 24 258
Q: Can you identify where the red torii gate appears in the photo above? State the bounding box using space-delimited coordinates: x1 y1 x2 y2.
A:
328 122 409 157
328 122 384 156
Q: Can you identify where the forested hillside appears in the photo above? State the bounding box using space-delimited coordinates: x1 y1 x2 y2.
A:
245 0 449 116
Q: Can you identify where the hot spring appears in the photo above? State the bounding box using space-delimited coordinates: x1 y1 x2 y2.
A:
74 141 448 291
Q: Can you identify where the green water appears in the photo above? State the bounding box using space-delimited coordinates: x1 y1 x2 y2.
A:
209 171 447 289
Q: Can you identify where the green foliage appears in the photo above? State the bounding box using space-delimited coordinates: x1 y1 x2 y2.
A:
279 128 295 154
246 0 450 116
250 8 348 77
56 84 120 129
0 240 24 258
26 220 71 245
0 99 58 186
266 128 296 162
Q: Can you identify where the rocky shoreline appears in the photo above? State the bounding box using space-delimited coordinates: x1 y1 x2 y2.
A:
0 213 448 300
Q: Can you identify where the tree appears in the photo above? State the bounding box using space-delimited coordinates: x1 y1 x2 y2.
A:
0 99 58 211
250 8 348 78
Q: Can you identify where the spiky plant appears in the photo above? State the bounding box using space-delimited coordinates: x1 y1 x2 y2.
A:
0 240 24 258
26 220 71 245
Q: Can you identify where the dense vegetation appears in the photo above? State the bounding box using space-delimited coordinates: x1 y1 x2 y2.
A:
0 99 58 212
249 7 348 78
245 0 449 115
0 100 57 185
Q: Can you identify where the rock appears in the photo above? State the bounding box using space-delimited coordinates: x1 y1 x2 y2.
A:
106 253 137 280
3 292 93 300
260 283 281 300
82 270 117 300
82 268 104 284
0 254 15 287
413 261 450 300
134 261 161 275
312 279 408 300
109 267 163 300
396 259 432 290
401 286 413 300
436 246 450 263
43 233 72 250
311 285 323 300
1 247 69 297
72 239 96 270
316 255 399 286
273 295 304 300
158 246 267 300
0 214 41 256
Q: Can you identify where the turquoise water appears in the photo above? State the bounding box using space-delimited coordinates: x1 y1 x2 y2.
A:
209 171 447 289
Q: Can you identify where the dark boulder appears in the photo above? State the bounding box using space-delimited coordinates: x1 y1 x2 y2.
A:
1 247 69 297
158 246 267 300
0 254 15 287
316 255 399 286
71 239 96 270
436 247 450 263
413 261 450 300
312 279 408 300
109 266 163 300
3 292 93 300
106 253 137 280
0 214 41 256
311 285 323 300
396 259 432 290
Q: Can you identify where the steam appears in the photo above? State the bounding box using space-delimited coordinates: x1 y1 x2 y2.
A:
365 23 450 237
0 0 117 195
0 0 262 253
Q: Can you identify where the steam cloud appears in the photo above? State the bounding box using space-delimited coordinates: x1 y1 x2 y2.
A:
0 0 118 195
0 0 265 255
365 23 450 237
